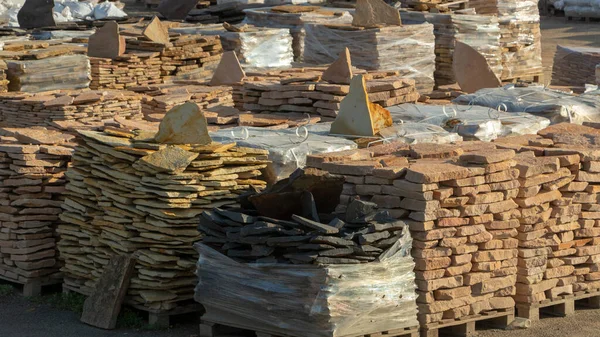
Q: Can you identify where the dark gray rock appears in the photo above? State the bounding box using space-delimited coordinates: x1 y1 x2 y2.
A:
240 221 284 237
311 236 354 247
345 199 377 223
300 191 320 222
315 257 361 265
250 245 274 257
215 208 256 224
298 243 336 250
328 218 346 229
291 214 339 234
358 231 391 245
17 0 55 29
318 248 354 257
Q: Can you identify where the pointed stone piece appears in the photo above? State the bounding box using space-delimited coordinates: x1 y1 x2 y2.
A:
138 146 199 174
330 75 392 137
88 21 126 59
352 0 401 28
322 47 353 85
453 41 501 93
142 16 170 44
209 51 246 86
156 0 199 20
154 102 212 145
17 0 55 29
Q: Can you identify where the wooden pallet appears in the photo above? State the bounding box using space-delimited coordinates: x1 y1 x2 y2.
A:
62 283 202 328
0 273 61 297
199 319 419 337
502 74 542 84
516 289 600 322
420 308 514 337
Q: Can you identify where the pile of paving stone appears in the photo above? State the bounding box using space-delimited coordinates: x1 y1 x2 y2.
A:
551 45 600 87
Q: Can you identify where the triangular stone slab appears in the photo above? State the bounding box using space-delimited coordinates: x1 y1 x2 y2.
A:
157 0 198 20
352 0 402 28
17 0 56 29
155 102 212 145
453 41 501 93
322 47 353 85
209 51 246 86
143 16 170 44
88 21 126 59
330 75 392 137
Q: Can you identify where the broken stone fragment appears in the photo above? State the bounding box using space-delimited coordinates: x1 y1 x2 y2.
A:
352 0 402 28
154 102 212 145
210 51 246 86
87 21 126 59
17 0 55 29
142 16 170 44
322 47 353 85
453 41 501 93
136 146 198 174
156 0 199 20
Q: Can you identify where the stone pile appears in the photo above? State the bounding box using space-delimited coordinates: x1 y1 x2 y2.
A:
241 70 420 117
90 34 223 89
130 84 234 122
243 5 354 61
303 23 436 93
0 60 8 93
310 143 519 324
400 12 503 86
0 128 74 290
551 45 600 87
0 90 143 130
58 123 269 311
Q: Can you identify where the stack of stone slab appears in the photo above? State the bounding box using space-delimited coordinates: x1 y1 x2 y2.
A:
303 23 436 93
0 90 143 130
171 24 294 69
58 128 269 311
400 12 502 86
90 34 223 89
241 69 420 117
470 0 542 80
308 142 519 324
551 45 600 87
243 5 354 61
0 128 74 295
131 84 234 122
0 60 8 93
0 41 89 92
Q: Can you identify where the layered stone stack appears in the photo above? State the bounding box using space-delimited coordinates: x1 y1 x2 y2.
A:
0 128 74 291
89 53 163 90
303 23 436 93
551 45 600 87
58 126 269 311
309 142 519 324
131 84 234 122
242 70 419 117
0 90 143 130
0 60 9 93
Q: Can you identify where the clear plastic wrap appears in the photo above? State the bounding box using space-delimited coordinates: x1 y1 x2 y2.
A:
210 126 357 183
386 103 550 142
6 54 91 92
378 122 463 144
170 25 293 69
563 0 600 17
302 23 436 94
194 225 418 337
454 84 600 125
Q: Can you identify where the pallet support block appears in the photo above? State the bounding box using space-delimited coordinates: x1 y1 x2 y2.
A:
149 313 170 328
22 280 42 297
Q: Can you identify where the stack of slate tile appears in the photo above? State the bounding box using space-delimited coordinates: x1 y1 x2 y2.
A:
58 123 269 311
131 84 234 122
551 45 600 87
0 90 143 130
303 23 436 93
0 128 74 292
243 5 354 61
241 70 419 117
89 53 163 90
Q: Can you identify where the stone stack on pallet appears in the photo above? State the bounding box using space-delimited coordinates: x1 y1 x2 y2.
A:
551 45 600 87
0 90 143 130
241 70 420 117
303 23 436 93
0 41 90 92
308 143 519 327
0 60 8 93
130 84 234 122
90 34 223 89
58 126 269 312
243 5 354 61
469 0 542 81
400 12 503 86
0 128 74 295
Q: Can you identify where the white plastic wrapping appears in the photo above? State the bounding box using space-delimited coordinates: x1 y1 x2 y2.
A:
91 2 127 20
6 54 91 92
302 23 436 93
563 0 600 17
386 103 550 142
194 225 418 337
454 84 600 125
378 122 463 144
210 126 357 183
170 25 293 69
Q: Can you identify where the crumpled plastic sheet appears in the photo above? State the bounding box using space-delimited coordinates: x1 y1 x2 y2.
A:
210 126 357 183
453 84 600 125
194 224 418 337
378 122 463 145
32 29 95 41
302 23 436 93
386 103 550 142
6 54 91 92
170 25 293 69
0 0 22 27
562 0 600 17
